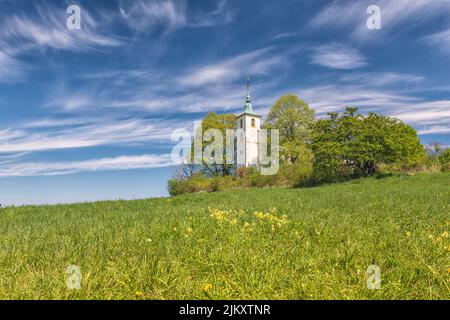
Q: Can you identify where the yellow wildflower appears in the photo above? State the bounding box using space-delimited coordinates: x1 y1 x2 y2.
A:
255 212 264 219
135 291 144 297
203 283 213 292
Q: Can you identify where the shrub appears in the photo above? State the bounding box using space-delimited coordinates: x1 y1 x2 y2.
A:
167 174 215 196
438 149 450 172
215 176 238 191
248 171 278 188
167 179 186 196
278 163 313 187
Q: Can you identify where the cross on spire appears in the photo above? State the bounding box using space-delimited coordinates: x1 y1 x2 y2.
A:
246 77 251 101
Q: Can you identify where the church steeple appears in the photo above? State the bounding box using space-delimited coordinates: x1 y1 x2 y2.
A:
235 77 261 167
243 77 254 114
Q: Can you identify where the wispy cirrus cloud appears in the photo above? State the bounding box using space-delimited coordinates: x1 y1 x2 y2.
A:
118 0 232 32
299 84 416 114
0 3 122 52
309 0 450 42
119 0 187 32
392 100 450 126
0 1 123 84
177 47 290 87
0 51 24 82
0 116 191 154
423 28 450 54
43 46 292 114
0 153 173 177
339 71 425 87
310 43 367 70
417 125 450 135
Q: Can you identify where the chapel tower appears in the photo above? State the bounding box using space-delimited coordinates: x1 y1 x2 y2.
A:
236 78 261 167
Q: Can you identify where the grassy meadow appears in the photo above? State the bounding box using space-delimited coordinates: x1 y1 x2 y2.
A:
0 173 449 299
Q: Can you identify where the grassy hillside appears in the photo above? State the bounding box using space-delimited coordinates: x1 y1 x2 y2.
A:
0 173 449 299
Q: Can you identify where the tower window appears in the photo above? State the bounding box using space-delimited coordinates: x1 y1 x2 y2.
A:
240 119 243 128
251 118 255 128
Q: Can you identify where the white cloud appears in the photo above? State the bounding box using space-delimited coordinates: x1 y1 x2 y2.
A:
190 0 233 27
0 51 24 82
423 28 450 54
1 5 122 52
42 46 290 115
0 154 174 177
273 32 301 40
118 0 232 32
0 116 192 154
177 47 291 87
119 0 187 32
23 118 91 128
309 0 450 42
418 125 450 135
339 72 425 87
299 84 416 114
309 1 365 30
310 43 367 70
47 94 95 111
0 2 123 83
392 100 450 125
180 66 237 87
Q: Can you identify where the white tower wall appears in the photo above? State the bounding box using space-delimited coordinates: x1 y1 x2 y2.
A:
236 114 261 166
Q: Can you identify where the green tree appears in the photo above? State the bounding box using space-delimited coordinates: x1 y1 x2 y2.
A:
311 107 425 181
193 112 237 177
265 94 316 164
438 148 450 171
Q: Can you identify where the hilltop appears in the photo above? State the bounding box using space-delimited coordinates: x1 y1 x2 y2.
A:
0 173 449 299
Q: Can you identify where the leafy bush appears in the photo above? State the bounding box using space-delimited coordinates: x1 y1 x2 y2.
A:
439 149 450 172
168 174 216 196
311 108 426 182
167 179 186 196
215 175 238 191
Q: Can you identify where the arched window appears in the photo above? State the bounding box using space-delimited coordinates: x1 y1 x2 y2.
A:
251 118 256 128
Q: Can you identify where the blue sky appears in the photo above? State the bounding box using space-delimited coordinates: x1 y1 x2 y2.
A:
1 0 450 206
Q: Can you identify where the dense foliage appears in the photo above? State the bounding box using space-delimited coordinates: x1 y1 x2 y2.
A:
264 94 316 164
311 107 426 182
438 148 450 171
168 95 446 196
194 112 237 177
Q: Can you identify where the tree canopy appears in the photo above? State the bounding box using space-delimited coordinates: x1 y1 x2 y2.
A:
264 94 316 164
193 112 236 177
311 107 426 181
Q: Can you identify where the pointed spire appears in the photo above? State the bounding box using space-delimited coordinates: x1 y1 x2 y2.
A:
246 77 251 102
244 77 254 114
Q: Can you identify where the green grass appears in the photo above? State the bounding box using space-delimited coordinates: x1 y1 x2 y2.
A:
0 173 449 300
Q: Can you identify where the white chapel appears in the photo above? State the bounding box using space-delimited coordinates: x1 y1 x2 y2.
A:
236 79 261 167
